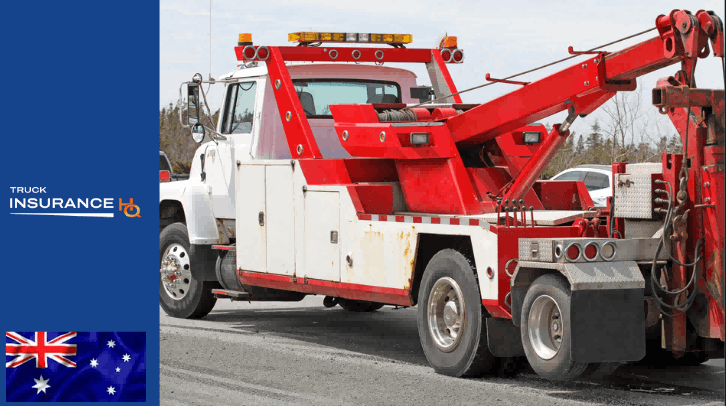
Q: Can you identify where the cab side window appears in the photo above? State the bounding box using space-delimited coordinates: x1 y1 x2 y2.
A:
222 82 257 134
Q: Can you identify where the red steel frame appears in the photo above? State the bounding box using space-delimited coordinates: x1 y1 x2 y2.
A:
231 10 724 343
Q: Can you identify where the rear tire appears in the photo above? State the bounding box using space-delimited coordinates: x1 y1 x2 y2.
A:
417 249 497 377
521 273 588 381
159 223 218 319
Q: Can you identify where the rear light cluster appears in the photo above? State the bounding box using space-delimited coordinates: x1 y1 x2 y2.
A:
440 48 464 63
241 45 270 61
555 241 617 262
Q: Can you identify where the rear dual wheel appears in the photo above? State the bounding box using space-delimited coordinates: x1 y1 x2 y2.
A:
521 274 588 380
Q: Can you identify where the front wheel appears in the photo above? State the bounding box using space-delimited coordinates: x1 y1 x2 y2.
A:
521 273 588 380
159 223 218 319
417 249 497 377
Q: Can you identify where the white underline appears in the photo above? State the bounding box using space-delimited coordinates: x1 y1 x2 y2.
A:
11 213 114 218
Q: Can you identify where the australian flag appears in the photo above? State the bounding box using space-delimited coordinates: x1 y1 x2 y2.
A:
6 332 146 402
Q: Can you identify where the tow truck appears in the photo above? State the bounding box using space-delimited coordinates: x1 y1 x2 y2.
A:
160 11 725 380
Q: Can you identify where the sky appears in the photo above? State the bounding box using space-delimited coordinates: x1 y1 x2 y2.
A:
160 0 725 139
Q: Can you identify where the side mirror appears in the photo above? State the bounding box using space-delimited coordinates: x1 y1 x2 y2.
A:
191 123 205 143
187 83 201 126
410 86 434 102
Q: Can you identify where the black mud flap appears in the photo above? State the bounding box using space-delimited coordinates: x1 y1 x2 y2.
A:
487 317 525 357
190 244 219 281
570 288 645 363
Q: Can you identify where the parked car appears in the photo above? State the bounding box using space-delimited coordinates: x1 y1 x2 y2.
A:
550 165 612 207
160 151 189 182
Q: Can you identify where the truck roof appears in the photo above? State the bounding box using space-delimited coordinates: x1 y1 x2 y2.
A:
222 63 418 82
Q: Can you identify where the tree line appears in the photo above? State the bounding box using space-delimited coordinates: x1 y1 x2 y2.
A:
159 100 218 174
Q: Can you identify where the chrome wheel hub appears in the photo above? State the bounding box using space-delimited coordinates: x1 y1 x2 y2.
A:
428 277 465 352
161 243 192 300
528 295 563 360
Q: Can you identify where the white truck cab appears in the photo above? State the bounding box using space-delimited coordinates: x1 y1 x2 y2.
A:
160 63 418 245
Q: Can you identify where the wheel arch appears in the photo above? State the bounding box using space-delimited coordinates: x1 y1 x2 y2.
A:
160 199 187 233
409 233 477 306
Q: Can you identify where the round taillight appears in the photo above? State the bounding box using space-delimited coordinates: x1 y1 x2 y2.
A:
440 48 452 62
256 46 269 60
452 49 464 63
565 243 582 262
584 242 598 261
243 45 257 60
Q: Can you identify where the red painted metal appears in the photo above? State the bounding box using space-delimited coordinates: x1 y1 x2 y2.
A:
235 45 433 64
237 271 412 306
504 125 569 203
533 180 594 211
395 158 483 215
211 245 235 251
347 184 394 214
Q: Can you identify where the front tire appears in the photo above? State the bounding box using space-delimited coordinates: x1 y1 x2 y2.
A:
417 249 497 377
521 274 588 380
159 223 218 319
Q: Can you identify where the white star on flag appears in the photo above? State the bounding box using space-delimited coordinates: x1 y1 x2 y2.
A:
90 359 98 367
116 367 121 373
107 386 116 395
107 340 116 348
32 376 51 394
122 354 131 362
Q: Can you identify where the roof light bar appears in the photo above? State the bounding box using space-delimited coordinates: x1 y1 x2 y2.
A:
288 32 412 44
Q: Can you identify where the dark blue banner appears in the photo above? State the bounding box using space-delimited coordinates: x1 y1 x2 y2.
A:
1 1 160 404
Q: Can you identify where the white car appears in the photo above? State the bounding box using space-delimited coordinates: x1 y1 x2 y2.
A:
550 165 612 207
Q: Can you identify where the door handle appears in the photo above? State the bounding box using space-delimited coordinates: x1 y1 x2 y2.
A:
258 212 264 226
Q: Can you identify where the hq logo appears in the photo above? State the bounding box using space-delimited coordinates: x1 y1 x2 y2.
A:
119 199 141 218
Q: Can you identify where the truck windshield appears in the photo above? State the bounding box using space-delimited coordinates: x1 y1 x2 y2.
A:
292 79 400 118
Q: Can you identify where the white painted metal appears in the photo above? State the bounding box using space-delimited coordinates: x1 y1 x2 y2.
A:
236 164 266 272
304 191 340 282
265 165 295 275
306 183 499 300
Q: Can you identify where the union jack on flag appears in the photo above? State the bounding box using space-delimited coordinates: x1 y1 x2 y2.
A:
6 331 146 402
6 332 77 369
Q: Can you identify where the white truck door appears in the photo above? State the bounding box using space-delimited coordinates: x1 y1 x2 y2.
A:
212 80 263 220
304 191 340 282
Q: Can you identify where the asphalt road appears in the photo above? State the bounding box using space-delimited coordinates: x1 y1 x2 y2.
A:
160 296 724 406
